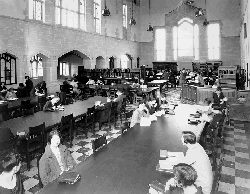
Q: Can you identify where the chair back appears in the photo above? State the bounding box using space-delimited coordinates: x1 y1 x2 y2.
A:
0 137 17 160
0 104 9 121
60 114 73 146
99 103 111 123
27 122 46 153
92 135 107 152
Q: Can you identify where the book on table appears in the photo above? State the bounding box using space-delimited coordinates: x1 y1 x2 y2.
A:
158 152 184 171
58 171 81 184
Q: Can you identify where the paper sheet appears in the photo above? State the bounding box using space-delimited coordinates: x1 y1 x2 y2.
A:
140 117 151 126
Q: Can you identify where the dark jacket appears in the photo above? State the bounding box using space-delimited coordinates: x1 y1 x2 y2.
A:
25 79 33 94
39 144 76 186
212 92 224 104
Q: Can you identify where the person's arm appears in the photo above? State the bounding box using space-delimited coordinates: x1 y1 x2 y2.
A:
39 154 56 186
65 148 76 170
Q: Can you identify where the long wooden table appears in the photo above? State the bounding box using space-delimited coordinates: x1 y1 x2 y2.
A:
0 96 107 135
38 104 207 194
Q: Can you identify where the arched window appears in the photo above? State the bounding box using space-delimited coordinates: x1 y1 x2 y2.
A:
173 18 199 60
30 55 43 78
121 55 129 69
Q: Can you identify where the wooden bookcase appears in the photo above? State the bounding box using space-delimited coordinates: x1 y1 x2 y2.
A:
218 66 237 88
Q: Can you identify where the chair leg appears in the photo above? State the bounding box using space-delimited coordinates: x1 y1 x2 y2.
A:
27 152 30 170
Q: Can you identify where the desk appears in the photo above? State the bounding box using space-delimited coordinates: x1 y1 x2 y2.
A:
39 104 206 194
0 96 107 135
148 80 167 93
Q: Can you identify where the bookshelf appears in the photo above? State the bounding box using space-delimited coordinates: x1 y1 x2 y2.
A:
218 66 237 89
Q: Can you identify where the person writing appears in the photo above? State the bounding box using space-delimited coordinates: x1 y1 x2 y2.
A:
39 130 76 186
176 131 213 194
43 97 61 111
213 86 226 109
0 153 23 194
130 101 149 128
5 88 17 100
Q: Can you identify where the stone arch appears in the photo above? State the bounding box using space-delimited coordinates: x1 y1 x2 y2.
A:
0 49 21 59
57 49 92 60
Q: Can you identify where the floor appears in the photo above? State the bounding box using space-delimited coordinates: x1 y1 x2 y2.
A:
20 88 250 194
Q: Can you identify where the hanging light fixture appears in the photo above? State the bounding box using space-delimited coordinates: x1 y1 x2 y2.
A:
203 0 209 26
129 1 136 25
102 0 110 16
147 0 153 31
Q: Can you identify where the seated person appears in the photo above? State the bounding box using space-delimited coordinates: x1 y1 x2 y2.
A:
156 163 202 194
86 78 95 85
16 83 28 98
145 99 157 115
0 153 23 193
39 130 76 186
70 79 81 98
176 131 213 194
36 81 47 95
61 79 73 95
130 101 149 128
43 97 61 111
0 82 7 93
5 88 17 100
213 86 226 109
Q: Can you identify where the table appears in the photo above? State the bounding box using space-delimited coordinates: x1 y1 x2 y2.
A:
38 104 206 194
0 96 107 135
0 96 38 109
148 80 167 93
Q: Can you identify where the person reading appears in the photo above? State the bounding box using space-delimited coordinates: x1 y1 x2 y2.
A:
130 101 149 128
39 130 76 186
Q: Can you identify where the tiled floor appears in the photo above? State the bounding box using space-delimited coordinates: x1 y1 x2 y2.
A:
20 88 250 194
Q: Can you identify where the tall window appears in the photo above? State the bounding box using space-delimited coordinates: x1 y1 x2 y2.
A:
173 18 199 60
30 55 43 78
123 4 127 28
207 23 220 60
29 0 45 22
60 62 69 76
55 0 86 30
94 0 101 34
155 28 166 61
0 53 17 85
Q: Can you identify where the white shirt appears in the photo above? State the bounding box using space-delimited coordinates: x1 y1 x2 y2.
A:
182 143 213 194
50 146 64 172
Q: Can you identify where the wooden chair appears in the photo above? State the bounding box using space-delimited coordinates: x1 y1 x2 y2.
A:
21 99 34 116
98 103 111 131
37 96 47 111
0 137 17 161
59 114 74 147
110 101 119 127
76 106 96 137
0 104 9 121
20 122 45 170
92 135 107 152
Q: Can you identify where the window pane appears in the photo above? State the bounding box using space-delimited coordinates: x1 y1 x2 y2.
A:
29 0 34 19
35 1 42 20
62 9 67 26
174 50 177 60
56 7 61 24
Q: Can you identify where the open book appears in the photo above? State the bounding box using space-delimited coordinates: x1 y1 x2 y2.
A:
158 152 184 171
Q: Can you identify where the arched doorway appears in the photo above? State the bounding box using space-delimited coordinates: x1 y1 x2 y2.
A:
96 56 105 69
109 57 115 69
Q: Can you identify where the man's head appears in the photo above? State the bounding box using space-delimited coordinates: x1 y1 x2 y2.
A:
181 131 196 145
25 76 29 80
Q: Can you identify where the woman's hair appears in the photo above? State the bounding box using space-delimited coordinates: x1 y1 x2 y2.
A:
216 86 222 91
0 153 19 174
173 163 198 187
182 131 196 144
47 130 61 144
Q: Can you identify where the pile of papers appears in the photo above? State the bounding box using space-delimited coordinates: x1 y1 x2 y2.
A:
157 151 184 171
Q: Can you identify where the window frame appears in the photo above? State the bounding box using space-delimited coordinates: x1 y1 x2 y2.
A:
29 0 45 22
30 55 43 78
59 62 70 76
123 4 128 29
0 53 17 85
207 23 221 60
172 18 200 61
55 0 86 30
94 0 101 34
155 28 166 61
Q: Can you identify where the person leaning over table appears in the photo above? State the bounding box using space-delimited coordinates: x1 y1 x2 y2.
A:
43 97 61 111
173 131 213 194
5 88 17 100
202 98 226 138
0 153 24 194
130 100 149 128
39 130 76 186
154 163 203 194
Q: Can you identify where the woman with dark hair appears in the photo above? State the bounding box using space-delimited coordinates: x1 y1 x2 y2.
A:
164 163 203 194
39 130 76 186
0 153 23 194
